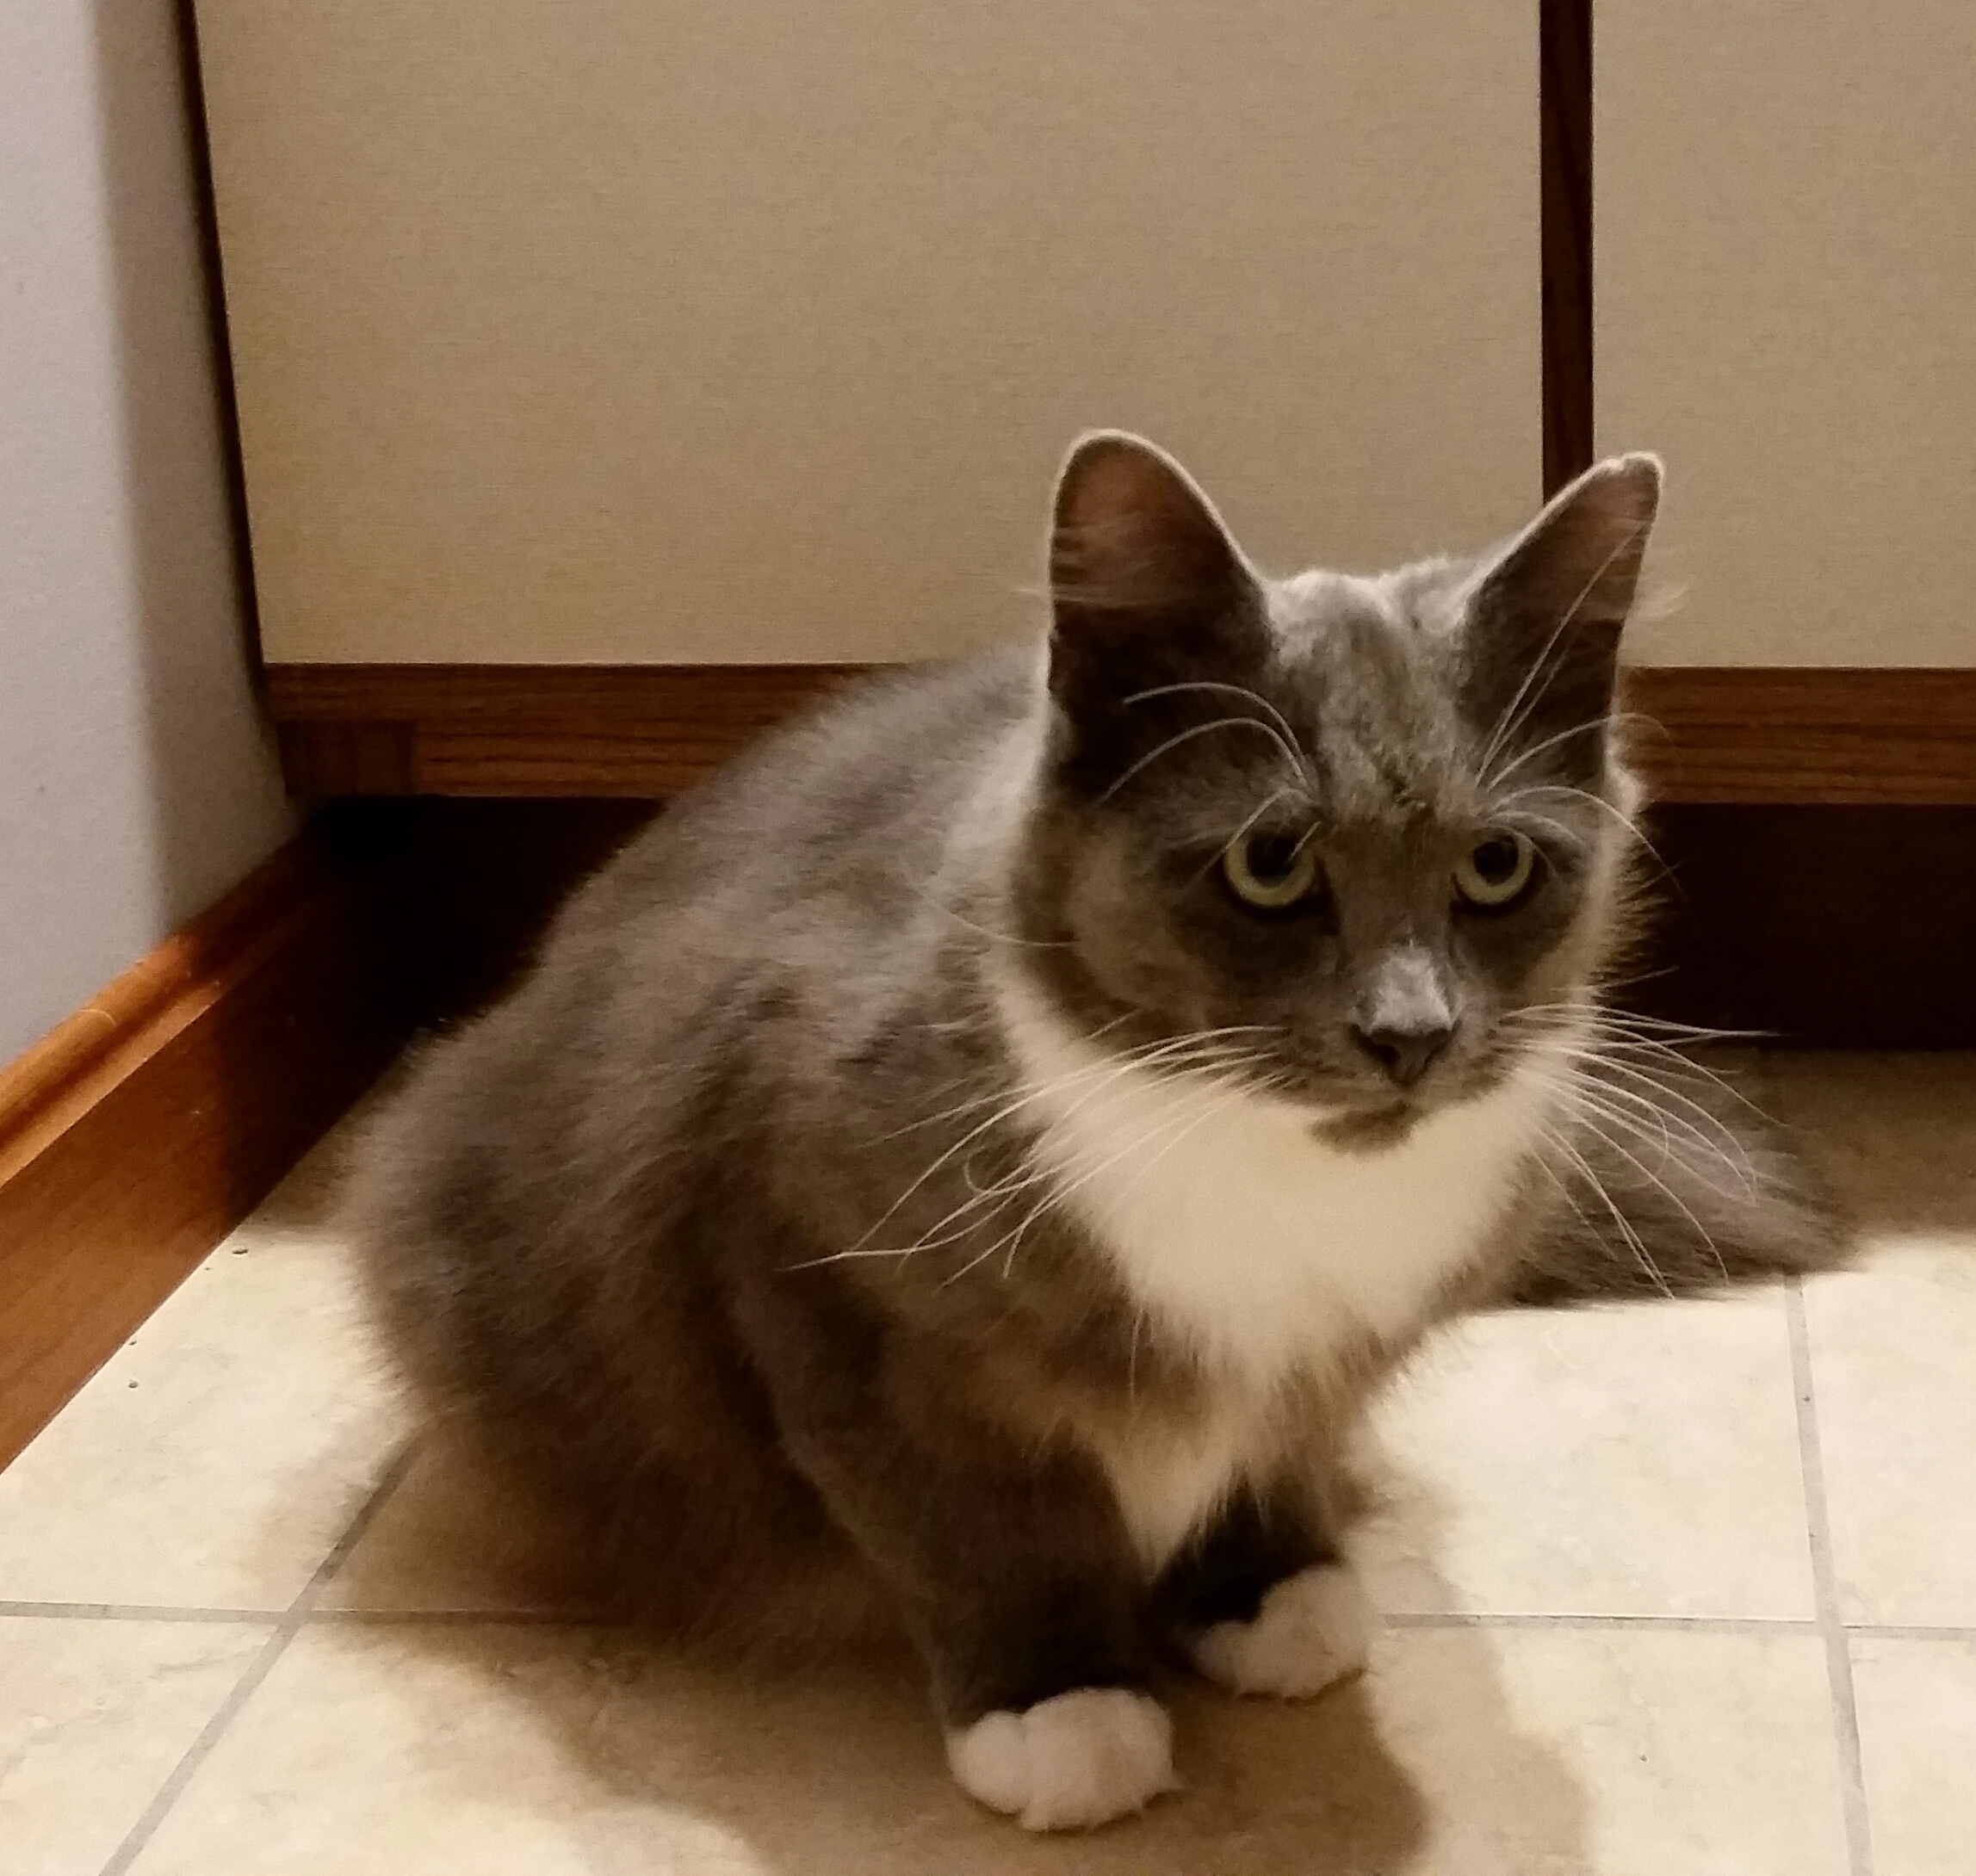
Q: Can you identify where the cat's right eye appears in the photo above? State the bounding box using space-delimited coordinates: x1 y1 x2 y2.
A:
1222 831 1323 910
1453 830 1539 908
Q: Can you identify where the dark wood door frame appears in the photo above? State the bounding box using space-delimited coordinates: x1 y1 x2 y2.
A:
1542 0 1594 496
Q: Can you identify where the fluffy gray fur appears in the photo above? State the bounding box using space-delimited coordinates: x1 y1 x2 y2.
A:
351 433 1844 1830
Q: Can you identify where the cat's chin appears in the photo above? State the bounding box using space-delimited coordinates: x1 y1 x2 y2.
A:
1307 1101 1422 1154
1298 1071 1503 1149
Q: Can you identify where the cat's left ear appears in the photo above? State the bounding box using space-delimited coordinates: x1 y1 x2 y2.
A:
1046 431 1267 711
1460 453 1663 774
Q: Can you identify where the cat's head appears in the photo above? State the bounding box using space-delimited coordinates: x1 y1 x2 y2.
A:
1013 430 1661 1134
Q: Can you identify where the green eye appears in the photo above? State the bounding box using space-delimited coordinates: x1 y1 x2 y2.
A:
1223 831 1322 910
1453 831 1538 908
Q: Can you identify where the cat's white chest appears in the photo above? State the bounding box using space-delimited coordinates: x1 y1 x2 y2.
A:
995 968 1552 1567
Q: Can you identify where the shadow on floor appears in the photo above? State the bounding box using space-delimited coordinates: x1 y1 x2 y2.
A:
318 1434 1595 1874
1765 1055 1976 1242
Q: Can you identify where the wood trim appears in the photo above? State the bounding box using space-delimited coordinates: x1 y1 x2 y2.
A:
6 787 1953 1472
268 661 1976 807
0 833 409 1468
1623 668 1976 806
1540 0 1594 497
267 663 860 797
0 796 671 1470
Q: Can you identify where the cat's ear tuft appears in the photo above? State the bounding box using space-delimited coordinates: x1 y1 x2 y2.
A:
1046 432 1262 703
1478 453 1662 634
1050 431 1248 620
1461 453 1663 776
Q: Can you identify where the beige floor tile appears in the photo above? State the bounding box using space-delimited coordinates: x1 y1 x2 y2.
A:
1851 1635 1976 1876
1374 1626 1849 1876
1353 1296 1816 1619
1763 1052 1976 1621
0 1616 269 1876
124 1619 1845 1876
0 1129 402 1610
1803 1247 1976 1625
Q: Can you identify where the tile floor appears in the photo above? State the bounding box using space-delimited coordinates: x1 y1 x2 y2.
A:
3 1054 1972 1874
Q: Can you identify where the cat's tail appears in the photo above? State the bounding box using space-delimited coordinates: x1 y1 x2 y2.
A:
1508 1057 1851 1306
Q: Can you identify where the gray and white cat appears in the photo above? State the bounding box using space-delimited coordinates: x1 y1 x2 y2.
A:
351 434 1841 1831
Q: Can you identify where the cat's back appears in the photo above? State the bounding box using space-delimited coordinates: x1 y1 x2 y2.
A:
351 644 1036 1258
344 653 1041 1630
561 644 1038 950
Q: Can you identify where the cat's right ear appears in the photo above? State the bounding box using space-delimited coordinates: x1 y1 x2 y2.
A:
1046 432 1265 710
1457 454 1663 778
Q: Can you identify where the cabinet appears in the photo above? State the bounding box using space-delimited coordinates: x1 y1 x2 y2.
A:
191 2 1974 802
1598 0 1976 671
195 1 1538 673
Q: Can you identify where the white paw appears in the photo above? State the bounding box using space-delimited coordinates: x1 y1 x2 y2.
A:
1190 1562 1372 1699
945 1687 1178 1831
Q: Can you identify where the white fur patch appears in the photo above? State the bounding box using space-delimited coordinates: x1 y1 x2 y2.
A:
995 964 1562 1567
946 1687 1177 1831
1191 1562 1373 1698
1096 1395 1263 1572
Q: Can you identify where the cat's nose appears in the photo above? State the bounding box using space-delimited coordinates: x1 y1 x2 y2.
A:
1351 1021 1453 1088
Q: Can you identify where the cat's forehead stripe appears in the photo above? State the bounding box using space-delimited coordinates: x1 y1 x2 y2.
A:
1250 587 1471 821
1267 569 1409 649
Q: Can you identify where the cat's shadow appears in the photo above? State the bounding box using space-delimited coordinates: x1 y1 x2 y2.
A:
321 1440 1596 1874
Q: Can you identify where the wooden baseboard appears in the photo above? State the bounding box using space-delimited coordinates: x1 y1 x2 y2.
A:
0 799 666 1470
266 660 1976 807
10 711 1967 1468
6 784 1961 1471
1621 668 1976 805
267 664 859 798
0 833 409 1467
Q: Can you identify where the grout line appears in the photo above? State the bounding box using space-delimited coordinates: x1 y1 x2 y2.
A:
94 1452 414 1876
291 1441 419 1608
1787 1279 1876 1876
281 1447 420 1614
5 1589 1966 1641
1380 1611 1822 1637
0 1601 283 1623
93 1625 291 1876
305 1607 605 1626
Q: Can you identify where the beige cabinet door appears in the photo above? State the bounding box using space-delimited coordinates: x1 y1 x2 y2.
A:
1599 1 1976 668
197 1 1538 668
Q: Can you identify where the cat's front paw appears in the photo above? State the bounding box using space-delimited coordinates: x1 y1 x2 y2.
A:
945 1686 1177 1830
1190 1561 1372 1699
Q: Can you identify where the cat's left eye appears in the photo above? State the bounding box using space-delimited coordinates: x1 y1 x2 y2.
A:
1453 831 1538 908
1223 831 1322 910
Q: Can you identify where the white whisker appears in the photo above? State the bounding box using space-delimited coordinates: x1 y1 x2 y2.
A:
1498 781 1667 870
1095 716 1314 808
1545 1087 1734 1282
1485 709 1658 793
1537 1120 1676 1297
1121 682 1318 795
799 1028 1284 1270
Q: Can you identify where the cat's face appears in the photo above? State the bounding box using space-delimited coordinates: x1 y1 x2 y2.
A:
1016 433 1661 1131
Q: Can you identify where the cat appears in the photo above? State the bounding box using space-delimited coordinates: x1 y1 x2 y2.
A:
350 433 1843 1831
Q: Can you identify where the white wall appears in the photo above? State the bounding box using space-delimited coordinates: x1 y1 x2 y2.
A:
1 0 292 1065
